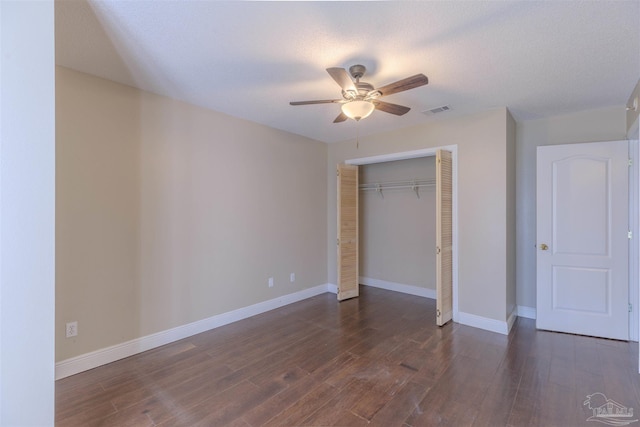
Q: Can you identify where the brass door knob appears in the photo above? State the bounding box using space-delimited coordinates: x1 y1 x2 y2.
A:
539 243 549 251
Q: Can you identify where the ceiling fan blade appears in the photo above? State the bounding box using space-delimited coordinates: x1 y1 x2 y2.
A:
373 100 411 116
376 74 428 97
333 112 348 123
290 99 342 106
326 67 357 93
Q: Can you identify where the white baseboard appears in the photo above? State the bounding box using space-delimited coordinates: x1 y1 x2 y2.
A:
327 283 338 294
459 306 534 336
517 305 537 319
457 311 510 335
359 277 436 299
56 283 331 380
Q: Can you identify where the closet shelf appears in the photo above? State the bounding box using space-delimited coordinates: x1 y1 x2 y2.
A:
359 179 435 199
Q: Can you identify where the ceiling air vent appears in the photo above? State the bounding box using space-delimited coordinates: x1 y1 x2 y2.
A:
423 105 451 115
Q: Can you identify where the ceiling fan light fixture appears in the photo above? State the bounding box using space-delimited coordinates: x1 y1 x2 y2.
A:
341 100 375 121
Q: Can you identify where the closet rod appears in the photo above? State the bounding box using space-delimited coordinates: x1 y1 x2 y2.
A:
359 179 435 199
359 179 435 190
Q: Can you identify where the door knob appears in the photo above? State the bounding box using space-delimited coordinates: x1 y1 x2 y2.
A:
539 243 549 251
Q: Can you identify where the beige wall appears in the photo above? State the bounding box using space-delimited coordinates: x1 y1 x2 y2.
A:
515 106 628 309
328 108 515 323
56 67 328 361
359 157 437 289
56 63 628 362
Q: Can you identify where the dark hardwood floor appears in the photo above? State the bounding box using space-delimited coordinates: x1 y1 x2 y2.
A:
56 286 640 426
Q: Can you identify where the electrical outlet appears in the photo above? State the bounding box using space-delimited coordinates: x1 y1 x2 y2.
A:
290 273 295 283
268 277 274 288
66 321 78 338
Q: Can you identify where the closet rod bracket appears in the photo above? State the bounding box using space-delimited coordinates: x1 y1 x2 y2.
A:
411 180 420 199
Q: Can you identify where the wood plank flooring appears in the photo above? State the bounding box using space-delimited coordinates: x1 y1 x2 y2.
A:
56 286 640 426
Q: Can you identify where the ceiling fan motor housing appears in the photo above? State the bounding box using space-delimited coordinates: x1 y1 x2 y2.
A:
342 82 378 100
348 64 367 80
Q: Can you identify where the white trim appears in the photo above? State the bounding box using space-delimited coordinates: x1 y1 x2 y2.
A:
627 116 640 348
360 277 436 299
517 305 537 320
457 311 509 335
56 284 331 380
343 145 459 325
629 134 639 343
345 148 441 166
451 147 459 323
327 283 338 294
629 116 640 370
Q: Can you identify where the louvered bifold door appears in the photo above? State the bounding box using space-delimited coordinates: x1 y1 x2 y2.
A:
337 163 359 301
436 150 453 326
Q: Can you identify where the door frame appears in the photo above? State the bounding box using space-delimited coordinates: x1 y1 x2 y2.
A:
629 120 640 344
344 145 459 322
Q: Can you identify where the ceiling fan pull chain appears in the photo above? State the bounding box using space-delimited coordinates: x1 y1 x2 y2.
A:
356 121 360 149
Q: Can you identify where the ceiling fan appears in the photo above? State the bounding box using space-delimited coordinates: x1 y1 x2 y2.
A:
290 64 428 123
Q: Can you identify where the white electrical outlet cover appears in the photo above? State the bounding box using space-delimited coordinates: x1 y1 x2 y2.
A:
66 321 78 338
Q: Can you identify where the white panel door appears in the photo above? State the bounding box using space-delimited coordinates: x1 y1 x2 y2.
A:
537 140 629 340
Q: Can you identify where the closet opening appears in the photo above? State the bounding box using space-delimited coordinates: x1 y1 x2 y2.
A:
337 147 458 325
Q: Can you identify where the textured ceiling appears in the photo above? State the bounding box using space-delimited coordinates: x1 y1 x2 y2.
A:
56 0 640 143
